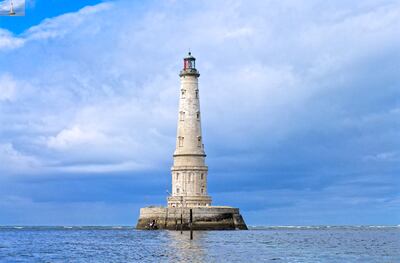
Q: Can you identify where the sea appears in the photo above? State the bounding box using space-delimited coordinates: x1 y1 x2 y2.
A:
0 226 399 262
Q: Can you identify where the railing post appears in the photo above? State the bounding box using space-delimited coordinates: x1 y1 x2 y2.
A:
190 209 193 240
180 212 183 234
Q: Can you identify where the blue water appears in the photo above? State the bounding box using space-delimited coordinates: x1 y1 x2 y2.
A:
0 226 399 262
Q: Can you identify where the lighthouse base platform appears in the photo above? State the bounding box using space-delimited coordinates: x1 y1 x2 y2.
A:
136 206 247 230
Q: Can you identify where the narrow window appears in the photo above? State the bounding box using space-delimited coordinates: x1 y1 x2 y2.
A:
196 111 200 120
201 188 204 194
201 173 204 180
197 136 202 147
179 111 185 121
181 89 186 98
178 136 184 147
176 173 179 180
176 188 180 194
195 90 199 98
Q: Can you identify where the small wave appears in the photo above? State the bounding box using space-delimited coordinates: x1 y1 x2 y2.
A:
366 225 398 229
249 225 400 230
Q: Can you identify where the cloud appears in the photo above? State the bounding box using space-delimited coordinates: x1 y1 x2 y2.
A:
0 29 24 49
0 2 111 51
25 2 112 41
223 26 254 39
0 143 40 174
56 161 149 173
46 125 108 150
0 73 17 101
364 151 400 162
2 0 399 175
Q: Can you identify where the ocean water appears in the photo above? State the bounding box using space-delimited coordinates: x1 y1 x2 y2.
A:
0 226 399 262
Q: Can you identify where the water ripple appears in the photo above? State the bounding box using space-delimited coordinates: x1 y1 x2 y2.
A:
0 227 399 262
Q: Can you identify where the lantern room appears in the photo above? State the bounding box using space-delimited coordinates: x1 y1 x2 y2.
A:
180 52 200 77
183 52 196 69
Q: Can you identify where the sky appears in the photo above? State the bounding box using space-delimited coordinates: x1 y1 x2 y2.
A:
0 0 399 226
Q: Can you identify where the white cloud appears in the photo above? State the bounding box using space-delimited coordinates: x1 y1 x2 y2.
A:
0 2 111 51
56 161 149 173
223 27 254 39
0 73 17 101
46 125 108 150
26 2 112 41
0 29 24 50
364 151 400 162
0 143 40 174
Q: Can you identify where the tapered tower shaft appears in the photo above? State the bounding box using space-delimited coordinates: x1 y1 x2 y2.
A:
168 53 211 207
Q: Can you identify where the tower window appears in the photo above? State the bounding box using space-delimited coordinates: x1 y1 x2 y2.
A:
176 173 179 180
201 188 204 194
196 111 200 120
197 136 202 147
195 90 199 98
201 173 204 180
179 111 185 121
181 89 186 98
178 136 184 147
176 188 180 194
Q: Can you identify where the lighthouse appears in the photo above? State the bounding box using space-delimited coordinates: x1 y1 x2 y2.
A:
168 52 211 208
9 0 16 16
136 53 247 230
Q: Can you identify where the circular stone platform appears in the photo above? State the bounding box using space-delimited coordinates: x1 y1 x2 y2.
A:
136 206 247 230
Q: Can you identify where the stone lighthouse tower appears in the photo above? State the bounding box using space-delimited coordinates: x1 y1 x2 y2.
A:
136 53 247 230
168 52 211 208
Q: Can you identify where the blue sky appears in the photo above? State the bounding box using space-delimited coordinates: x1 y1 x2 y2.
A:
0 0 399 226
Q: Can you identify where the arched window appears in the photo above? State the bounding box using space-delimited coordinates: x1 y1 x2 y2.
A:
176 188 180 194
178 136 184 147
196 111 200 120
201 173 204 180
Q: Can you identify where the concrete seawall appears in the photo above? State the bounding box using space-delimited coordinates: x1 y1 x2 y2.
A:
136 206 247 230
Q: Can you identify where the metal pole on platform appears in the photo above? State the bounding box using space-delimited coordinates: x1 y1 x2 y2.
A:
180 213 183 234
189 209 193 240
180 196 183 234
